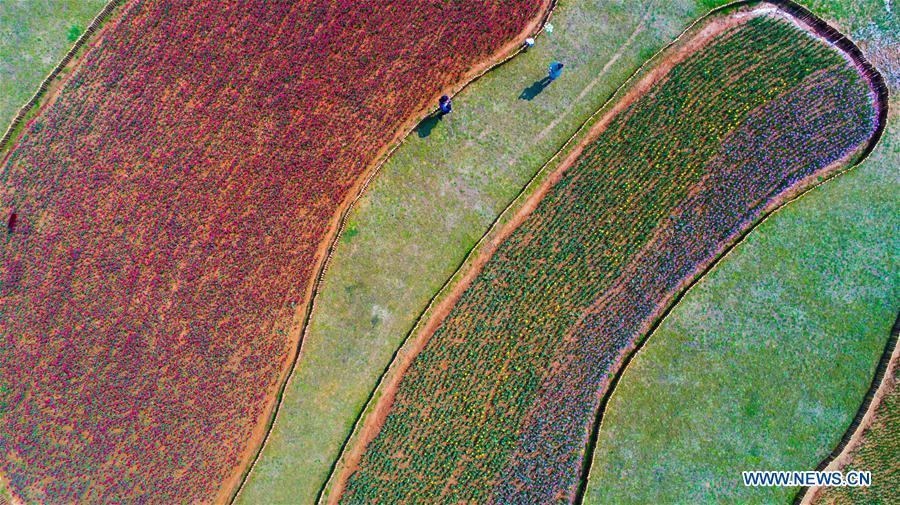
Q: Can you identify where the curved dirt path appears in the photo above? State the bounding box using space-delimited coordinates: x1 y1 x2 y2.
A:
323 1 889 503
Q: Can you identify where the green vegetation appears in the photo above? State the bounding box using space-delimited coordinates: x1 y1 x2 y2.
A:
0 0 107 132
585 1 898 503
817 365 900 504
66 25 83 43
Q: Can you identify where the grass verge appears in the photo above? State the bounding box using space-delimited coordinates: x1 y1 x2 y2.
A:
0 0 110 149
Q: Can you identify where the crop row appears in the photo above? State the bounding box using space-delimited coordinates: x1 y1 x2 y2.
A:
342 14 881 504
0 0 540 502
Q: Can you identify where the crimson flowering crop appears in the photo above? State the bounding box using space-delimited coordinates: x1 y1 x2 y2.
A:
342 13 884 504
0 0 541 502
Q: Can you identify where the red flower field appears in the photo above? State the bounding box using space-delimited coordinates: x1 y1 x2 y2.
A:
0 0 545 502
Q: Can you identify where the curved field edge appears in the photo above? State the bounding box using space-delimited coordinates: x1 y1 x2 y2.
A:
583 129 897 504
312 2 739 501
585 141 897 503
226 2 556 503
802 319 899 504
322 2 880 500
0 0 124 156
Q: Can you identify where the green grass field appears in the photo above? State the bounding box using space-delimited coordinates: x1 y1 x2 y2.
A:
816 363 899 504
236 0 763 502
585 12 897 499
0 0 107 133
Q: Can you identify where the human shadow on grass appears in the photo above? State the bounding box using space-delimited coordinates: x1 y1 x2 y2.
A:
416 112 444 138
519 76 551 101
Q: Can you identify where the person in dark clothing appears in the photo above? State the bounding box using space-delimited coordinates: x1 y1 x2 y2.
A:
7 212 16 234
548 61 564 81
438 95 452 115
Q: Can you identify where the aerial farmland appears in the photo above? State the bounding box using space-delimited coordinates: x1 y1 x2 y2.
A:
0 0 895 504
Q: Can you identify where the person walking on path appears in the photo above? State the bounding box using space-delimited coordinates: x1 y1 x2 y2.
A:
438 95 452 115
548 61 564 81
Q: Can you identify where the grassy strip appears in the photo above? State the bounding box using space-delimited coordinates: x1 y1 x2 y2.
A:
0 0 121 155
813 343 899 504
229 3 555 503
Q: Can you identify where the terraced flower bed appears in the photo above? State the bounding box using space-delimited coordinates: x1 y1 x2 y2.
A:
0 0 544 502
339 10 884 504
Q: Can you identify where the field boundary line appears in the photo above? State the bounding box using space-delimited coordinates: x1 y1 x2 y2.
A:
226 1 558 503
0 0 126 156
579 159 891 504
796 314 899 505
578 2 891 503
